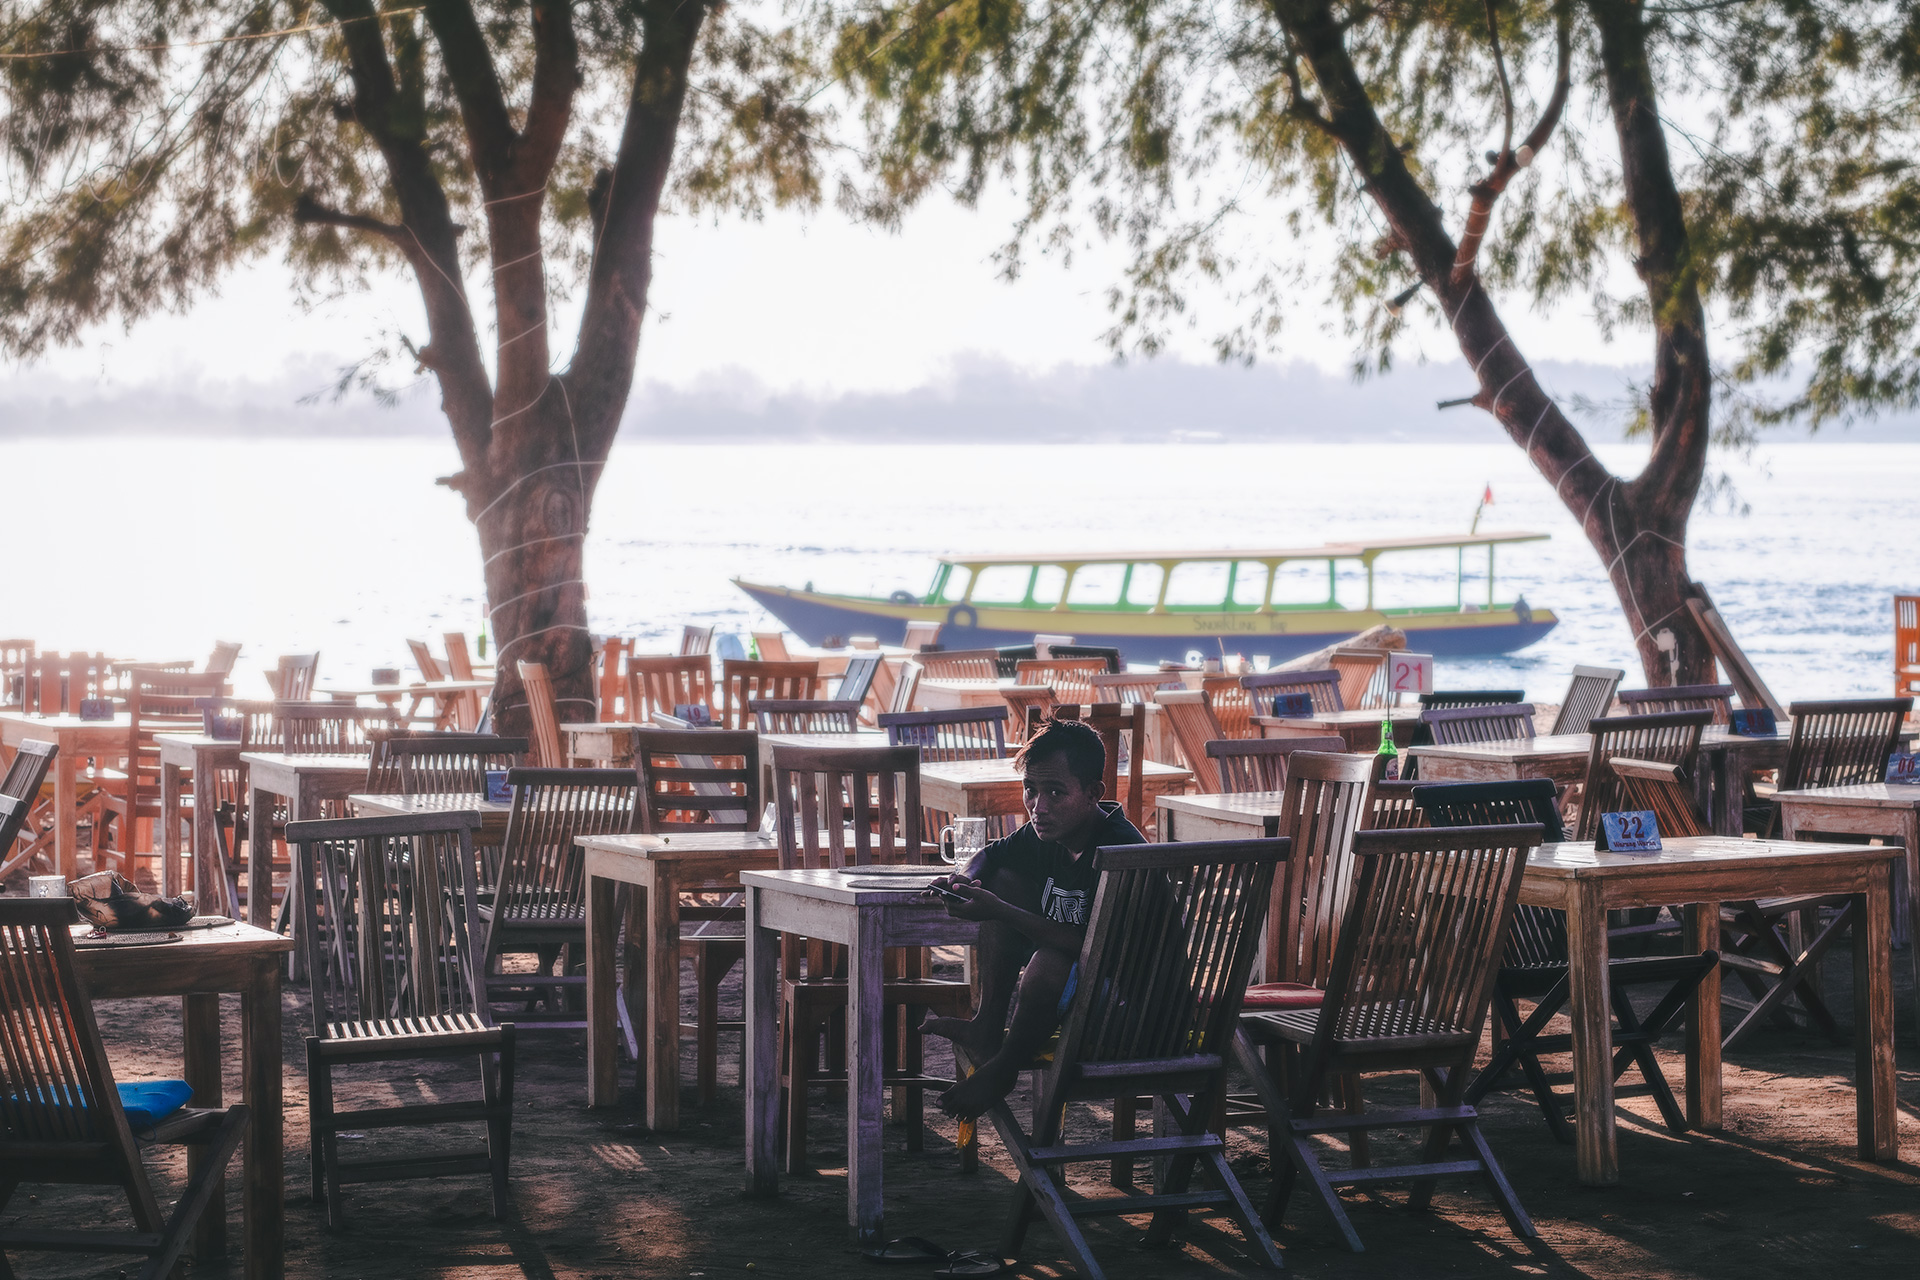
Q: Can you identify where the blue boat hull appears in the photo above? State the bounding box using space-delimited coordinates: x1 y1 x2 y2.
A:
736 585 1556 665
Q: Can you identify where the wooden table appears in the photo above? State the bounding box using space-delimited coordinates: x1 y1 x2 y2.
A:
0 711 132 879
1254 707 1420 753
74 920 293 1280
913 678 1016 712
348 791 512 846
240 754 370 978
1158 789 1283 842
743 867 979 1245
1523 836 1898 1185
316 683 411 708
564 720 643 767
1775 782 1920 1016
919 756 1192 824
581 831 783 1126
156 732 246 910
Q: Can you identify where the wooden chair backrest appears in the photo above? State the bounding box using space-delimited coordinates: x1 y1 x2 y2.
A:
0 638 34 670
901 620 942 650
442 632 479 680
1369 778 1426 830
628 655 713 725
1207 735 1345 795
1420 702 1538 746
285 812 488 1034
24 652 110 715
1265 750 1374 989
634 729 760 832
407 639 446 684
1243 668 1344 714
1898 596 1920 700
1413 779 1564 969
1329 649 1390 710
1082 702 1147 827
1576 710 1710 841
126 669 231 809
270 652 321 701
1610 757 1708 838
749 699 864 734
1780 697 1912 791
878 706 1010 762
203 641 243 678
890 660 922 714
1419 689 1526 710
834 655 883 707
679 625 715 656
209 698 280 748
1549 664 1625 736
1089 671 1180 705
917 648 1000 681
1000 685 1057 744
363 733 528 795
1201 676 1254 739
0 739 56 859
515 660 565 766
274 701 399 754
1304 825 1536 1073
1152 690 1223 792
752 632 793 662
1617 683 1737 725
769 742 921 871
1048 644 1122 672
491 768 644 922
1017 659 1105 704
721 660 821 731
1051 839 1284 1078
595 637 634 721
0 897 165 1227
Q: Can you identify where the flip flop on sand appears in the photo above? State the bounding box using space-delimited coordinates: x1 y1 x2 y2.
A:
860 1237 948 1263
932 1250 1006 1277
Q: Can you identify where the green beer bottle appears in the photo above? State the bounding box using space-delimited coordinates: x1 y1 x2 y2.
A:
1376 715 1400 781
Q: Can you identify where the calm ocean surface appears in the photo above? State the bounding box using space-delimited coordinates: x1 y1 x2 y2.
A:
3 438 1911 704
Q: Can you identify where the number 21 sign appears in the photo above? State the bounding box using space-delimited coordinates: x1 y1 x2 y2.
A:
1388 652 1435 697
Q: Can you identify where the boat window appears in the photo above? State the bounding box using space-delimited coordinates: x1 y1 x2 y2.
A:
1067 563 1124 605
1030 565 1068 606
1269 560 1336 606
939 566 972 603
1164 561 1231 607
971 564 1033 603
1124 563 1165 607
1231 562 1269 607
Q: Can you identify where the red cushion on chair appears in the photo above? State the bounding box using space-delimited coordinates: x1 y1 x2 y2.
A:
1241 982 1324 1010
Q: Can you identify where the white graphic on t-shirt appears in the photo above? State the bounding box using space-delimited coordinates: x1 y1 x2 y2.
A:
1040 876 1088 926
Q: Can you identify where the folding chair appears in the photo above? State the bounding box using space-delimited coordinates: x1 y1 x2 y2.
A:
720 659 821 731
959 839 1286 1279
362 732 529 796
1208 736 1345 795
514 661 567 766
1153 689 1226 791
0 739 57 881
1547 664 1625 736
1617 683 1737 724
0 899 249 1278
1234 825 1539 1251
748 699 864 733
1243 668 1344 715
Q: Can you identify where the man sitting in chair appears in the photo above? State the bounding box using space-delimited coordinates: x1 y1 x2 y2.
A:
924 717 1144 1119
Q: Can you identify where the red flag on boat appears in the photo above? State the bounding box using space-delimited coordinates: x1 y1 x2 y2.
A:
1482 484 1494 505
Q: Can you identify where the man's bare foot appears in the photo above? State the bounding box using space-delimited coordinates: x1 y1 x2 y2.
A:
939 1056 1021 1121
922 1014 1005 1062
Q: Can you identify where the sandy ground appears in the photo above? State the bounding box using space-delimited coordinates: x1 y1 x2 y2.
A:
6 947 1919 1280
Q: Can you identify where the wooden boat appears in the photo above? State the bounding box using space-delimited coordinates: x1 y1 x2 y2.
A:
735 532 1558 665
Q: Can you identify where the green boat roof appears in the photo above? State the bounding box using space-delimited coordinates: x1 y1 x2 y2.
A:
938 531 1549 567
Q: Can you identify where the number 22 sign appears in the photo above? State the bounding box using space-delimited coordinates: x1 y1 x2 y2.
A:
1388 652 1435 696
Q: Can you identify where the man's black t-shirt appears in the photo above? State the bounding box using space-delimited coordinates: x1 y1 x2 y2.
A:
970 801 1146 929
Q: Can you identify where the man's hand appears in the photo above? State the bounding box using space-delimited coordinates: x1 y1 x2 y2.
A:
927 877 1005 922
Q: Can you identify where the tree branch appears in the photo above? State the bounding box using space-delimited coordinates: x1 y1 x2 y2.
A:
293 195 407 245
517 0 581 188
422 0 518 187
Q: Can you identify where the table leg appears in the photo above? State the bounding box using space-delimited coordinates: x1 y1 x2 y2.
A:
161 761 183 897
246 784 271 929
1903 814 1920 1036
647 865 682 1132
846 904 885 1245
587 872 620 1107
183 993 226 1259
55 744 77 880
1683 901 1722 1130
243 961 285 1280
287 780 320 982
1565 882 1617 1184
1854 872 1898 1162
744 887 781 1197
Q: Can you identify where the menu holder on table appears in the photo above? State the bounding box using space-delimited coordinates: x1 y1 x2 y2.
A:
1271 693 1316 718
78 698 115 721
1597 810 1663 855
1887 752 1920 786
1729 707 1778 736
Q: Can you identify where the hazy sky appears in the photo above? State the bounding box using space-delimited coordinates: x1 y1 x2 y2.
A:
20 188 1643 399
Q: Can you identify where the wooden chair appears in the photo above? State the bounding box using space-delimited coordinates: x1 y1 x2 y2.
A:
1420 703 1537 747
442 631 490 729
0 739 56 881
23 651 111 715
1573 710 1711 842
767 743 970 1171
202 640 243 678
635 729 760 1103
1089 671 1180 705
1243 667 1344 715
999 684 1057 744
1547 664 1625 736
0 639 34 710
1083 702 1147 829
1419 689 1525 710
105 669 231 880
594 637 634 721
720 660 821 731
748 699 864 734
679 624 715 657
0 898 251 1277
363 732 528 795
284 811 514 1228
275 701 400 755
901 620 941 650
1234 825 1539 1251
1204 675 1256 739
1368 778 1426 829
629 654 715 725
889 660 922 714
1048 643 1122 672
480 768 645 1028
960 840 1286 1279
1207 735 1346 794
514 660 566 767
1153 689 1226 792
833 654 883 708
1250 751 1375 1003
917 648 1000 681
881 707 1013 843
1015 658 1105 705
1764 697 1912 833
752 632 793 662
1418 778 1718 1141
1617 683 1737 724
1329 649 1391 710
267 652 320 702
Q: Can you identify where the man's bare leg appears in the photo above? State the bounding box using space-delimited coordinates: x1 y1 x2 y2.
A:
923 867 1043 1059
938 944 1076 1119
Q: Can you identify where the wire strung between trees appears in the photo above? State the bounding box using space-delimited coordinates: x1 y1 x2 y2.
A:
0 6 423 60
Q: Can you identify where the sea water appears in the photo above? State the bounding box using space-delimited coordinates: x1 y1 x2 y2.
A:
2 438 1911 704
